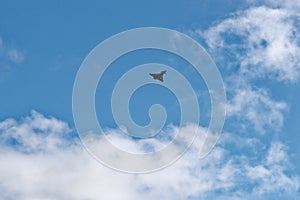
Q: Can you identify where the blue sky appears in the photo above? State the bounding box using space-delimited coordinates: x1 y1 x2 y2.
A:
0 0 244 122
1 0 300 199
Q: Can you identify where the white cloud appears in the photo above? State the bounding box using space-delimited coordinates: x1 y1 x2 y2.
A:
0 111 298 199
202 6 300 83
0 110 72 153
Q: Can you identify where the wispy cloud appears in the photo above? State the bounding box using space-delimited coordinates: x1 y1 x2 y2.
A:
7 49 24 64
248 0 300 11
201 6 300 83
227 85 287 133
183 3 300 198
246 142 299 194
0 36 24 78
193 3 299 135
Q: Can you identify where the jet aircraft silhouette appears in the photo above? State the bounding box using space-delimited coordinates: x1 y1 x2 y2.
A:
149 70 167 82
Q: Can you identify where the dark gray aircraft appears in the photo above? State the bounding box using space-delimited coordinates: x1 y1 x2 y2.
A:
149 70 167 82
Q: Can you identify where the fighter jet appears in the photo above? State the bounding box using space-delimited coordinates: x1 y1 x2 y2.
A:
149 70 167 82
